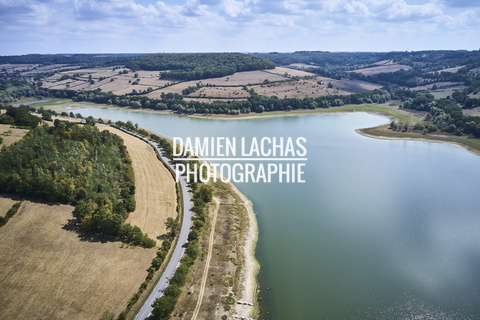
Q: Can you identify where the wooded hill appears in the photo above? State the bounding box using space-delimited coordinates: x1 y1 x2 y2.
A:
125 53 276 81
0 118 155 247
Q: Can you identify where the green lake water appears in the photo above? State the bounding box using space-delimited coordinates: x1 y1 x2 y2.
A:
75 108 480 319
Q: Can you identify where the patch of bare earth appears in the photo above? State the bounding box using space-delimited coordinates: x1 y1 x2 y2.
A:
412 82 463 91
463 107 480 117
0 124 29 147
429 65 465 74
0 201 154 320
0 196 18 217
350 61 411 76
264 66 315 78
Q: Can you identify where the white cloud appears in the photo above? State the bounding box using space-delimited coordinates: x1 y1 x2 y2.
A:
0 0 478 54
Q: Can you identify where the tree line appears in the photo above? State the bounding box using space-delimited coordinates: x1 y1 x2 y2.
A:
46 84 401 115
0 105 42 127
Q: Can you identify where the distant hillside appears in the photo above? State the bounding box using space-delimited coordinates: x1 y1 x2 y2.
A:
254 50 480 70
0 53 136 66
125 53 276 81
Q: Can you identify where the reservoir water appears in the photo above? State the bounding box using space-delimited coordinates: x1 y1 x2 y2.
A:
75 108 480 319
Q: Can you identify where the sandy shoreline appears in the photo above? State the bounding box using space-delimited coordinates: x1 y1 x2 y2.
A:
229 182 259 318
205 161 259 318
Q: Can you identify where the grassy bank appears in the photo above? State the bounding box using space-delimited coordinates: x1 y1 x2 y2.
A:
358 125 480 156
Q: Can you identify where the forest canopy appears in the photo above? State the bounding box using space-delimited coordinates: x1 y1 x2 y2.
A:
125 53 276 80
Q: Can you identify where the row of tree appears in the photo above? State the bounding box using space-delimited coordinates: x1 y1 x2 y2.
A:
47 84 404 115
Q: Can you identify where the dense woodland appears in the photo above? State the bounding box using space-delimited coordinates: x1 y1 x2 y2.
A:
0 115 155 247
125 53 275 80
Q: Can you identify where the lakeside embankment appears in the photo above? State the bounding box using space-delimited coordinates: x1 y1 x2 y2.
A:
357 125 480 157
115 126 260 319
231 182 260 319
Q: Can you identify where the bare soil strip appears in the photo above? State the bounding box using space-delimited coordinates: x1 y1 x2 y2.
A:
0 124 29 147
191 197 220 320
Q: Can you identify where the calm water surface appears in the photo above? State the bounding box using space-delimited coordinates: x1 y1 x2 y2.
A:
76 108 480 319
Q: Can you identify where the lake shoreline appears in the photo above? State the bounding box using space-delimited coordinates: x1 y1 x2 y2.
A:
227 181 260 318
67 102 480 156
357 126 480 157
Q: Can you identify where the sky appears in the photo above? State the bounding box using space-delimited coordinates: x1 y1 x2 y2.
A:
0 0 479 55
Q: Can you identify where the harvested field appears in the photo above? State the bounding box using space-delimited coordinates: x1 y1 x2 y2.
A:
463 107 480 117
248 77 381 99
0 196 18 217
350 61 411 76
43 68 169 94
189 86 250 99
146 81 196 98
412 82 463 92
183 97 248 103
335 79 382 93
0 201 154 320
0 124 29 147
266 66 315 78
22 65 78 77
471 67 480 74
428 85 466 99
40 64 379 102
100 126 177 242
0 64 38 72
289 63 317 69
0 123 177 320
197 69 287 86
430 65 465 74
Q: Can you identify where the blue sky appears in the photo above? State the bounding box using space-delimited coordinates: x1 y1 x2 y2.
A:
0 0 479 55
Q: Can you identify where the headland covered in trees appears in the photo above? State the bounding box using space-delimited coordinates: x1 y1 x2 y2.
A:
0 107 156 247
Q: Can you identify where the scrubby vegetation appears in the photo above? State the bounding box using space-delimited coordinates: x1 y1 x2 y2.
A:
0 105 41 128
0 202 22 227
398 94 480 137
0 118 155 247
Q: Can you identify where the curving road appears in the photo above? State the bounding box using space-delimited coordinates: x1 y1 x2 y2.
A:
119 128 192 320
